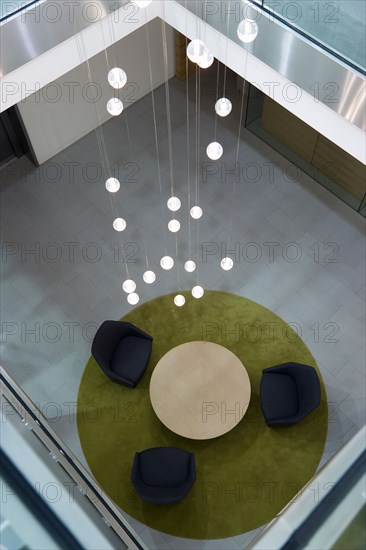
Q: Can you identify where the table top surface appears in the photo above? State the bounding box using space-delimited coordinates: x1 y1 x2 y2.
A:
149 341 251 440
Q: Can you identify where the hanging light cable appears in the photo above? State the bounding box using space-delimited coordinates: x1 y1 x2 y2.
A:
190 4 203 222
214 55 220 141
215 1 232 118
119 7 157 289
184 0 194 273
222 21 256 271
105 13 128 92
222 0 232 103
207 2 225 159
195 63 203 297
75 11 132 296
145 11 169 272
99 15 125 117
161 6 182 304
190 4 204 297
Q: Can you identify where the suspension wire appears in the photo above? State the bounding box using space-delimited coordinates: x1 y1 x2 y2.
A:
226 43 250 262
161 19 175 199
98 11 112 78
196 64 201 286
145 17 168 257
214 53 220 141
213 0 222 142
185 1 192 260
161 3 180 293
105 7 118 69
107 6 162 274
222 0 232 98
104 3 134 182
192 2 201 288
196 72 201 208
75 10 130 279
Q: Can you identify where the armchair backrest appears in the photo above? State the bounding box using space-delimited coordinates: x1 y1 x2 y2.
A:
92 321 130 369
290 364 321 413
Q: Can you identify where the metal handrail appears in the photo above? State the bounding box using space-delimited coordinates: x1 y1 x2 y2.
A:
246 424 366 549
0 365 146 550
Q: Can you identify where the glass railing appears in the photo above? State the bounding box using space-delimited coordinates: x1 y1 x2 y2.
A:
248 425 366 549
179 1 366 74
0 464 74 550
0 366 146 550
261 0 366 73
2 1 365 72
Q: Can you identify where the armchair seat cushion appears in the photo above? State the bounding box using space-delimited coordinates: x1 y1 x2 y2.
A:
260 373 298 421
260 362 321 426
91 321 153 388
111 336 152 383
139 447 191 488
131 447 196 504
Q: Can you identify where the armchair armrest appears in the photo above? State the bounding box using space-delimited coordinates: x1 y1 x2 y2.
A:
126 323 153 341
262 362 296 375
101 366 135 387
186 454 196 485
131 452 140 483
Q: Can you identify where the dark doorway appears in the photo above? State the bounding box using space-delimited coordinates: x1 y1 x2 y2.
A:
0 107 34 168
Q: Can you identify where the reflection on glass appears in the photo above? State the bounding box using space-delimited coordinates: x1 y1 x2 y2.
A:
332 505 366 550
0 0 44 22
0 475 61 550
245 83 366 214
177 1 365 72
359 194 366 218
263 0 366 71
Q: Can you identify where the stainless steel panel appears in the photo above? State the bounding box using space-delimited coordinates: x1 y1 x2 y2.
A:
1 0 365 131
177 1 366 131
0 0 128 75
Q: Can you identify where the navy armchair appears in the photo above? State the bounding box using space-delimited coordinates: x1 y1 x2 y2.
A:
92 321 152 388
131 447 196 504
260 362 321 427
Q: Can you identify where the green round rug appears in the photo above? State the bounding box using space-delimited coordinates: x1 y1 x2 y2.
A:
77 291 328 539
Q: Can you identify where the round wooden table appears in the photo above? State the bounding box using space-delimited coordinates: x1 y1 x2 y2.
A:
149 341 251 440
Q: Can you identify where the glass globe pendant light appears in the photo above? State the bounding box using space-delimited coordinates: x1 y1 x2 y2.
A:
122 279 136 293
127 292 139 305
107 98 123 116
108 68 127 89
105 177 120 193
192 285 204 299
167 196 181 212
197 47 214 69
186 39 206 63
168 219 180 233
237 19 259 43
113 218 127 232
184 260 196 272
174 294 185 307
215 98 232 117
190 206 203 219
220 257 234 271
160 256 174 270
207 141 223 160
143 270 156 284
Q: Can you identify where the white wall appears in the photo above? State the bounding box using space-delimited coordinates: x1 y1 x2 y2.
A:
17 19 175 164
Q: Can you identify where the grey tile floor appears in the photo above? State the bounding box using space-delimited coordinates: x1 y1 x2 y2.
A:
1 67 365 549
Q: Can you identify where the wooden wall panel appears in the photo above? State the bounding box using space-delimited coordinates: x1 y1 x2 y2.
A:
260 96 366 203
312 135 366 201
261 96 318 163
175 31 196 80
